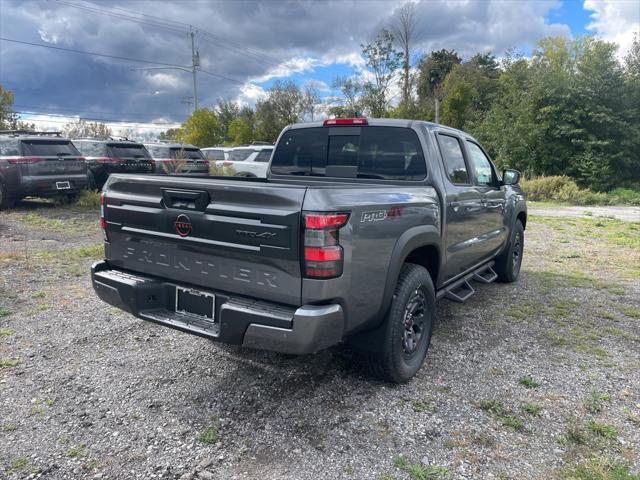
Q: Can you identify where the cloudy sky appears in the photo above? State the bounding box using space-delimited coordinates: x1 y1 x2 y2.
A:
0 0 638 136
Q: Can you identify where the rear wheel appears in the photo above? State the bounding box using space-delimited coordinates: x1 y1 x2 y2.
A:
0 182 15 210
495 219 524 282
361 263 435 383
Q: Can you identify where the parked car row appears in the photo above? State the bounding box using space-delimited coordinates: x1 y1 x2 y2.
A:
0 130 275 210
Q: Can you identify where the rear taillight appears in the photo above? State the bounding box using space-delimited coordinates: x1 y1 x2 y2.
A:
96 156 122 164
6 157 42 164
99 193 106 231
303 212 349 279
222 161 233 167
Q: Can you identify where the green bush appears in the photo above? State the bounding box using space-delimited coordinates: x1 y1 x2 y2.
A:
74 190 101 209
520 176 640 206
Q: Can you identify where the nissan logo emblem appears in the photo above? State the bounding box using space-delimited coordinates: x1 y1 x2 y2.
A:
174 214 192 237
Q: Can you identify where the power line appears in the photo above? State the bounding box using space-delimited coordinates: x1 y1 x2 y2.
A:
19 116 177 129
1 37 246 84
17 110 181 126
55 0 284 68
13 104 185 119
0 37 189 69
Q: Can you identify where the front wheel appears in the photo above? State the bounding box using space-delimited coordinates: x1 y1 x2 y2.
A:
495 219 524 283
362 263 436 383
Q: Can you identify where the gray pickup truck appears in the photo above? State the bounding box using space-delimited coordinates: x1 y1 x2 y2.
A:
91 118 526 382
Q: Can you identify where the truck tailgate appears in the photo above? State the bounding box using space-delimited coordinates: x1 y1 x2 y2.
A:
103 175 306 305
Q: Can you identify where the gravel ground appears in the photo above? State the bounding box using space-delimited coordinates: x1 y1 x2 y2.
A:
528 204 640 222
1 199 639 480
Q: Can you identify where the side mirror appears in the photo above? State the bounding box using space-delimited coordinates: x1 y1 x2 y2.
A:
502 169 521 185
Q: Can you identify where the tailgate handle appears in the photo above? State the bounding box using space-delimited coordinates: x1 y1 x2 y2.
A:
162 189 209 211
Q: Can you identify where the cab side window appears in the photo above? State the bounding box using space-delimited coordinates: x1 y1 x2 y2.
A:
437 134 469 185
466 141 495 186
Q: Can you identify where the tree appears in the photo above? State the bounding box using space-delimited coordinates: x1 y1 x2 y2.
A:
180 108 224 147
301 83 321 121
360 29 403 117
331 76 363 117
215 98 240 143
63 119 111 139
0 85 19 129
416 49 461 122
159 127 184 141
254 80 303 142
227 116 253 145
389 2 418 111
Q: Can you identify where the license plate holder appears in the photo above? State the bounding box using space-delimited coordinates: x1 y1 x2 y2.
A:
56 181 71 190
175 287 215 323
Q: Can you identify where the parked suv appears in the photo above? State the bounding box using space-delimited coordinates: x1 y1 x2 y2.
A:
144 142 209 176
73 139 154 191
216 145 273 177
0 130 88 209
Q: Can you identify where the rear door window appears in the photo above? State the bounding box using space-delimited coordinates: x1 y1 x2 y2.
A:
108 144 150 158
0 138 20 156
465 141 495 186
204 149 225 161
229 149 253 161
254 149 272 162
76 141 106 156
437 134 469 185
171 148 203 160
146 146 169 158
271 126 426 180
21 140 81 157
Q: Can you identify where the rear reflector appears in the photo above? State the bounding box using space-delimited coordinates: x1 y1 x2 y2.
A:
6 157 42 164
323 118 367 126
99 193 106 230
304 246 342 262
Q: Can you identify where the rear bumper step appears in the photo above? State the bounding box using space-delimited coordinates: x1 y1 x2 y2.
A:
91 261 344 354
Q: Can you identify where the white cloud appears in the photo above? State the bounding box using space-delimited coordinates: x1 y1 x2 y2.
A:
236 83 268 106
146 72 185 90
584 0 639 57
250 56 321 83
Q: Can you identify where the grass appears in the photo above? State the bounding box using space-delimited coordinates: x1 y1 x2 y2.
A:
0 308 13 317
197 424 219 444
393 456 449 480
587 421 618 440
0 327 13 336
478 400 525 432
519 375 540 389
2 423 18 431
411 400 437 413
584 389 611 414
504 302 538 322
10 457 28 471
617 305 640 319
72 190 101 209
0 358 18 368
67 445 87 458
522 403 542 416
559 456 637 480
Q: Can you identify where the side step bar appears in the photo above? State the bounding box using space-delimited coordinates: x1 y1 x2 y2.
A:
437 262 497 303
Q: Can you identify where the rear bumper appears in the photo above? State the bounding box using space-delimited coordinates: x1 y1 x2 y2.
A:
18 174 88 197
91 261 344 355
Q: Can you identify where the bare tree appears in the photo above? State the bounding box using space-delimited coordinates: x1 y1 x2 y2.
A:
332 76 363 117
389 2 418 108
301 83 321 121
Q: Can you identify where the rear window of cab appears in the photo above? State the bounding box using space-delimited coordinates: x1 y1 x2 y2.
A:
271 126 426 180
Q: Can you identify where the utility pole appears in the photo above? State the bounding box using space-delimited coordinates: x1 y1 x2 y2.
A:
190 29 200 111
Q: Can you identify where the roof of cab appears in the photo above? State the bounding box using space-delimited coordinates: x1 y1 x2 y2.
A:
284 118 476 141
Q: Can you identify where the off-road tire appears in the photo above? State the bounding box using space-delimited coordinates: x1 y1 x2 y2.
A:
495 219 524 283
363 263 435 383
